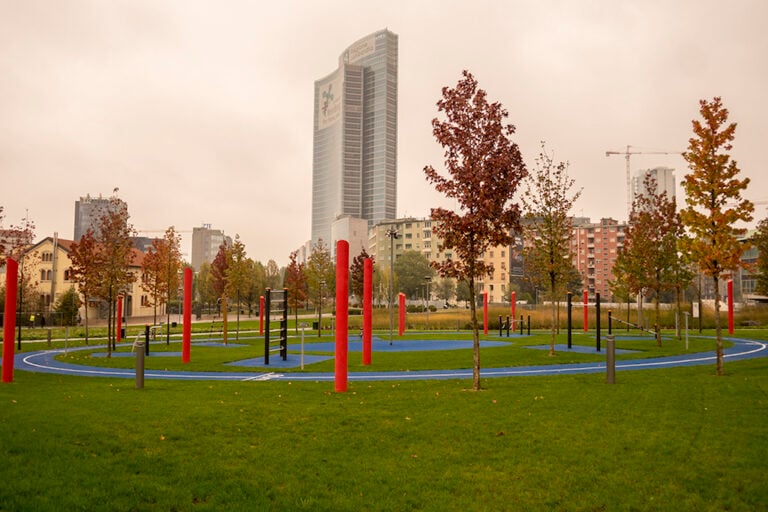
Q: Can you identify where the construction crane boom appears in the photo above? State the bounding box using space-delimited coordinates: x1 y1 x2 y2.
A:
605 145 684 219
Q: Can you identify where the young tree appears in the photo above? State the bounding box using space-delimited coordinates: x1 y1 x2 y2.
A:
614 175 682 346
264 259 282 290
521 144 581 355
393 250 435 299
680 97 753 375
285 250 308 331
225 235 250 340
433 278 456 305
349 248 372 305
53 286 82 326
210 244 230 343
196 262 216 313
423 70 527 390
69 229 99 343
755 217 768 295
305 240 335 335
92 198 136 353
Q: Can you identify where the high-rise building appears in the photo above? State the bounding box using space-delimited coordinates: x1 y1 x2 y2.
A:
631 167 676 206
570 217 626 299
73 194 126 241
311 29 398 245
191 224 232 271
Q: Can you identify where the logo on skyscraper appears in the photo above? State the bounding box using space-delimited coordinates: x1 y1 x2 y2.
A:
318 75 342 129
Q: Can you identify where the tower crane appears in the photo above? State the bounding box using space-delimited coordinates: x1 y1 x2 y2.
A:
605 145 684 219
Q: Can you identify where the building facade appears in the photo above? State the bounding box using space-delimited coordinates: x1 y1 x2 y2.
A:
311 29 398 245
191 224 232 271
570 218 626 299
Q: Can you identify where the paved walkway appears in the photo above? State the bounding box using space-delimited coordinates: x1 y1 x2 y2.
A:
8 336 767 382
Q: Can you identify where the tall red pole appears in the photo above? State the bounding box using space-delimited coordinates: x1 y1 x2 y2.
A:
335 240 349 392
363 258 373 365
2 259 19 383
116 295 123 344
511 291 516 331
398 293 405 335
727 279 734 335
583 289 589 332
182 267 192 363
483 291 489 335
259 295 265 336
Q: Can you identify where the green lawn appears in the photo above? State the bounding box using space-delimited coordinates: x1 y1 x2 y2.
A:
1 351 766 511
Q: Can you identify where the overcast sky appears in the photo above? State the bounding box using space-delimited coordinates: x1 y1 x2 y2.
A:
2 0 766 265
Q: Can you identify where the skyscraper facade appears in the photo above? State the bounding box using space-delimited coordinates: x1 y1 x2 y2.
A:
73 194 126 241
191 224 232 271
631 166 676 206
311 29 398 245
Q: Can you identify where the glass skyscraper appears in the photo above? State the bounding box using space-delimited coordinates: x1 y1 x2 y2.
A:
311 29 398 246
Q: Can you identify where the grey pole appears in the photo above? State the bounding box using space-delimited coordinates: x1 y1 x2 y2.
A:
606 334 615 384
135 341 145 389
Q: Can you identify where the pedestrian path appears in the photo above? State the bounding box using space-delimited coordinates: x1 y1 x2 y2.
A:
7 336 767 382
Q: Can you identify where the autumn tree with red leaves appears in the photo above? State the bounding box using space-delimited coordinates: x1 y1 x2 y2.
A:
285 250 308 332
681 97 753 375
424 70 527 390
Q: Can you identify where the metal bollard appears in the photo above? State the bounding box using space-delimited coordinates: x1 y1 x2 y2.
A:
606 335 615 384
47 329 52 348
135 341 145 389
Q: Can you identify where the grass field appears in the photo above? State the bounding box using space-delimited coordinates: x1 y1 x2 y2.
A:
1 329 767 511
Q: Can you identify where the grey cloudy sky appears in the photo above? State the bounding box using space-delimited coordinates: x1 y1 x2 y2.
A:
2 0 766 264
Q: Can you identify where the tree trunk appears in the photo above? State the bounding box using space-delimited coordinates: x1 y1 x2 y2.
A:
654 291 661 347
675 285 682 340
222 295 228 345
236 292 241 341
714 275 723 375
469 276 480 391
84 292 90 345
549 276 556 356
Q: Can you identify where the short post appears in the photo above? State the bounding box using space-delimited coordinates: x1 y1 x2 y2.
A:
144 324 150 356
527 315 531 336
684 312 690 350
506 316 510 337
47 328 52 348
606 334 615 384
135 341 145 389
519 315 524 336
299 323 307 370
498 315 503 337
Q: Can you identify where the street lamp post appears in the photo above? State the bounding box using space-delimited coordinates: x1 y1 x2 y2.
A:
386 228 399 345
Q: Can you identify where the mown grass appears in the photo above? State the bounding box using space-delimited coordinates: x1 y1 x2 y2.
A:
1 358 767 511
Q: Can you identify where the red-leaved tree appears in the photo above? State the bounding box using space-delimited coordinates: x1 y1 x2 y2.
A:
424 70 527 390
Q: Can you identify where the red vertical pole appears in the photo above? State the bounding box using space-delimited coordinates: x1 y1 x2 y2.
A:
511 291 516 331
182 267 192 363
116 295 123 344
398 293 405 335
727 279 734 335
259 295 265 336
363 258 373 365
483 291 489 335
335 240 349 392
583 289 589 332
2 259 19 383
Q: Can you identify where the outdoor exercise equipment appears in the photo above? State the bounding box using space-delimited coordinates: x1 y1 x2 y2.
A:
335 240 349 392
596 292 601 352
259 295 264 336
182 267 192 363
2 258 18 383
263 288 288 365
567 292 572 349
363 257 373 365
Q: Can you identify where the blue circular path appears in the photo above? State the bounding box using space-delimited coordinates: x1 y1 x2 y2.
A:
7 335 766 382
